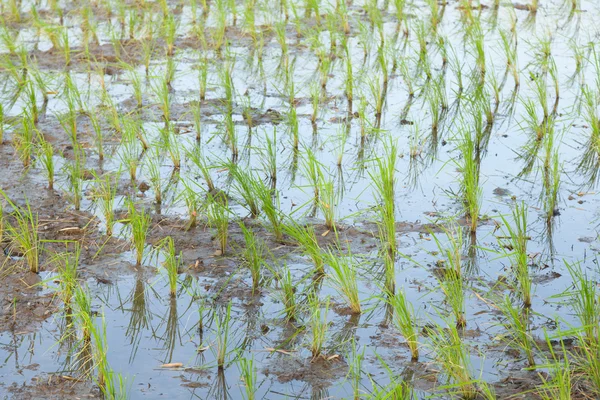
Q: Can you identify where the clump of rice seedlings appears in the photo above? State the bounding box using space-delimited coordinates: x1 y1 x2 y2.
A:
157 236 180 298
499 202 533 308
206 193 230 255
238 355 257 400
51 244 80 308
228 164 261 218
0 193 40 273
119 122 141 184
180 182 201 230
87 109 105 161
301 147 324 208
36 133 55 190
370 139 397 293
348 339 364 399
128 202 151 266
542 150 561 221
262 128 277 186
187 147 216 193
65 145 85 211
427 322 478 399
253 179 283 242
308 292 329 360
215 301 232 369
93 172 118 237
14 113 36 168
145 146 164 205
369 357 414 398
239 223 266 293
537 334 571 400
152 75 171 123
498 296 536 367
456 126 482 233
325 248 361 314
563 261 600 344
319 178 337 232
283 221 324 274
389 289 419 361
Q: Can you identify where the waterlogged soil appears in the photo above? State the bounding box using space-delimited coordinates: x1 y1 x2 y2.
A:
2 0 600 399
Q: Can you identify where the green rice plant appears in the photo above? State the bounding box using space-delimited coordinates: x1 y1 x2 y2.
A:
276 265 299 322
389 289 419 361
427 322 478 399
88 109 105 161
431 224 464 278
14 113 36 168
537 334 572 400
157 236 180 297
161 124 181 170
198 55 209 101
50 243 80 308
181 182 201 230
308 292 329 360
228 164 261 218
0 193 40 273
369 139 398 292
499 202 533 308
239 222 266 293
152 76 171 123
206 193 230 255
118 121 142 184
187 147 215 193
319 178 337 231
128 202 151 266
93 172 118 237
36 133 55 190
440 267 467 328
310 81 320 124
456 126 482 233
262 128 277 185
563 261 600 345
73 284 93 345
542 151 561 221
238 355 257 400
252 179 283 242
65 145 85 211
145 146 164 205
324 248 361 314
301 147 324 207
283 220 324 274
163 14 178 56
498 296 536 367
215 301 232 369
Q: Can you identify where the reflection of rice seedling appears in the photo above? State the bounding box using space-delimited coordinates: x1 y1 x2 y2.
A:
1 193 40 273
389 289 419 361
239 222 266 293
428 322 478 399
216 301 232 369
325 248 361 314
308 292 329 360
498 296 535 367
128 202 151 266
499 202 532 308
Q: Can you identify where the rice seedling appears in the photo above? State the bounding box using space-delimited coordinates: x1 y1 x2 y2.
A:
369 139 397 292
427 322 478 399
228 164 261 218
308 292 329 360
239 222 266 293
536 334 572 400
276 264 299 323
456 125 482 233
180 182 201 230
283 220 324 273
215 301 232 369
389 289 419 361
238 355 257 400
324 248 361 314
0 193 41 274
127 202 151 266
14 113 36 168
157 236 180 298
319 178 337 232
499 202 533 308
497 296 536 367
145 146 164 205
92 172 118 237
563 261 600 345
36 133 55 190
206 193 230 255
